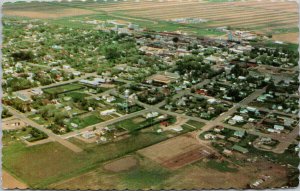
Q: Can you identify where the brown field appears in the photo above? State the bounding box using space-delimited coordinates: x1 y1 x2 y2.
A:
273 32 299 44
162 159 288 189
50 152 289 190
2 170 28 189
103 155 138 172
161 147 211 169
3 9 95 19
2 118 27 130
138 133 214 169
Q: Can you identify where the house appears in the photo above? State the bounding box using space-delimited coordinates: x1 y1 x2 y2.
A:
232 144 249 154
106 96 116 103
71 123 78 128
73 71 81 76
246 106 258 113
232 115 244 123
63 65 71 69
64 106 72 111
82 131 95 139
274 125 284 131
204 133 216 140
267 128 276 133
207 98 217 104
213 126 224 132
248 118 256 123
100 109 116 116
146 112 159 119
216 134 225 139
223 149 233 156
283 118 294 127
31 88 43 95
205 55 221 63
234 130 245 138
15 92 32 102
80 77 108 86
171 126 183 132
238 76 246 80
228 137 241 143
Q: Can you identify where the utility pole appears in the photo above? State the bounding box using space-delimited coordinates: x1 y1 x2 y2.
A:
124 89 130 114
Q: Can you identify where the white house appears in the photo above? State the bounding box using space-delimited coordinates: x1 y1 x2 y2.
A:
146 112 159 119
106 96 116 103
100 109 116 116
232 115 244 123
82 131 95 139
274 125 284 131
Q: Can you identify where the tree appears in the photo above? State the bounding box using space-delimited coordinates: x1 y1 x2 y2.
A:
104 45 121 60
172 37 179 43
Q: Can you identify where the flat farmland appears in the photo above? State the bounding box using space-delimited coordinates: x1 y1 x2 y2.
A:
106 0 298 31
3 2 95 19
3 0 298 42
51 147 289 190
138 133 214 169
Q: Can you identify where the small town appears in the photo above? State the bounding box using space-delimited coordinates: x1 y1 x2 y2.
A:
1 0 299 190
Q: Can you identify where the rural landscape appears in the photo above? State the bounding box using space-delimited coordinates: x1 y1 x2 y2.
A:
1 0 299 190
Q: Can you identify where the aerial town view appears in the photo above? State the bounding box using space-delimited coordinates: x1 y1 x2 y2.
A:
1 0 299 190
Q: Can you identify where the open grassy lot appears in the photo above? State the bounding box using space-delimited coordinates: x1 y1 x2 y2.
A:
186 120 205 129
68 114 104 130
2 131 169 189
43 83 85 95
28 114 50 125
203 159 238 172
51 153 171 190
109 115 174 132
51 148 290 190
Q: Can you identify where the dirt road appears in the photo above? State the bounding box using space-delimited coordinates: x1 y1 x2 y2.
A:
2 170 28 189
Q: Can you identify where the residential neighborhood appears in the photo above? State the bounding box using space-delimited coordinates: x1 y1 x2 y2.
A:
1 1 299 190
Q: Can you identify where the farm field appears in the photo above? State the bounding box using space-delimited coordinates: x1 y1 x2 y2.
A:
2 131 169 188
50 142 290 190
3 0 299 42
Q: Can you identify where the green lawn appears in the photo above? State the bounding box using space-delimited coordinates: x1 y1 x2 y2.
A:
62 91 89 100
69 114 103 129
43 83 85 95
111 116 170 132
111 116 146 132
186 120 205 129
28 114 50 125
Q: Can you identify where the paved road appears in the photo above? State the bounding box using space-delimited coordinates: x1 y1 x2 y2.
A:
4 105 83 153
4 74 297 155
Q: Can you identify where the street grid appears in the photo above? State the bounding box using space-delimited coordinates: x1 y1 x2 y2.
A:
3 70 298 154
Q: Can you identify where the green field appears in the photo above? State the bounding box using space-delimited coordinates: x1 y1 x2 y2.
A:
204 160 238 173
186 120 205 129
3 131 169 188
68 114 103 129
43 83 85 95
